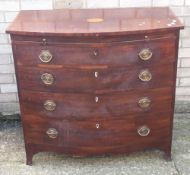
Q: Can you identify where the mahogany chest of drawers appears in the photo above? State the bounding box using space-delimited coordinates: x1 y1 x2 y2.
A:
6 7 184 165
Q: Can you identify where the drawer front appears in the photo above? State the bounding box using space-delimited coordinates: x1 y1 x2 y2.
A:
21 87 173 120
14 37 176 66
17 64 174 93
23 113 171 148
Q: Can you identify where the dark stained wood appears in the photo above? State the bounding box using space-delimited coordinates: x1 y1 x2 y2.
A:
13 35 176 67
20 87 172 120
23 112 171 165
6 7 184 37
17 64 174 93
10 30 177 43
7 7 184 165
23 113 171 147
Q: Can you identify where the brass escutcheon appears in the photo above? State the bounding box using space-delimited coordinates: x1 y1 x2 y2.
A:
44 100 56 111
46 128 58 139
137 125 150 137
138 69 152 82
139 48 152 61
93 49 99 57
39 50 53 63
96 123 100 129
94 71 98 78
138 97 151 109
41 73 54 85
95 96 99 103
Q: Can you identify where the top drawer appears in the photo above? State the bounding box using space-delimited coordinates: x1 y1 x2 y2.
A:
13 37 176 67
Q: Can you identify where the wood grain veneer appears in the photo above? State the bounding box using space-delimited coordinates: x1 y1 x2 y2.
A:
6 7 184 165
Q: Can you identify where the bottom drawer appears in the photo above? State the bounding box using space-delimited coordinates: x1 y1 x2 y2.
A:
23 112 171 149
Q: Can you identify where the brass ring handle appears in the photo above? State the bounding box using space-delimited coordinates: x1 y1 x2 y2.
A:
138 69 152 82
138 97 151 109
137 125 150 137
44 100 56 111
139 48 152 61
46 128 58 139
39 50 53 63
41 73 54 85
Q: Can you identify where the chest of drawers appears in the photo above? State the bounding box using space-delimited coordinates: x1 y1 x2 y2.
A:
6 7 183 165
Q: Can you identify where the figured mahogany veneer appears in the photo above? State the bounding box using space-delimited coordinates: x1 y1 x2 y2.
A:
18 64 174 93
21 87 172 119
13 36 176 67
6 7 184 165
23 113 171 148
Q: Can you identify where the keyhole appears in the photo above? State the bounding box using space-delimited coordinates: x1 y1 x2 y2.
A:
96 123 100 129
95 71 98 78
95 96 99 103
94 50 98 56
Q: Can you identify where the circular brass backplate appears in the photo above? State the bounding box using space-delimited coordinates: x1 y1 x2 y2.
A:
139 48 153 61
137 125 150 137
41 73 54 85
39 50 53 63
139 69 152 82
46 128 58 139
138 97 151 109
44 100 56 111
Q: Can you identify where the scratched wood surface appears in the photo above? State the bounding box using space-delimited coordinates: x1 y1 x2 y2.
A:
6 7 183 165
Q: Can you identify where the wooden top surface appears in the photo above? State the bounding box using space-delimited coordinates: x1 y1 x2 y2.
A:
6 7 184 37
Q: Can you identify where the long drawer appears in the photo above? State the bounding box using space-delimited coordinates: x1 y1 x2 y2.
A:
23 112 171 148
14 36 176 67
20 87 173 120
17 64 174 93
